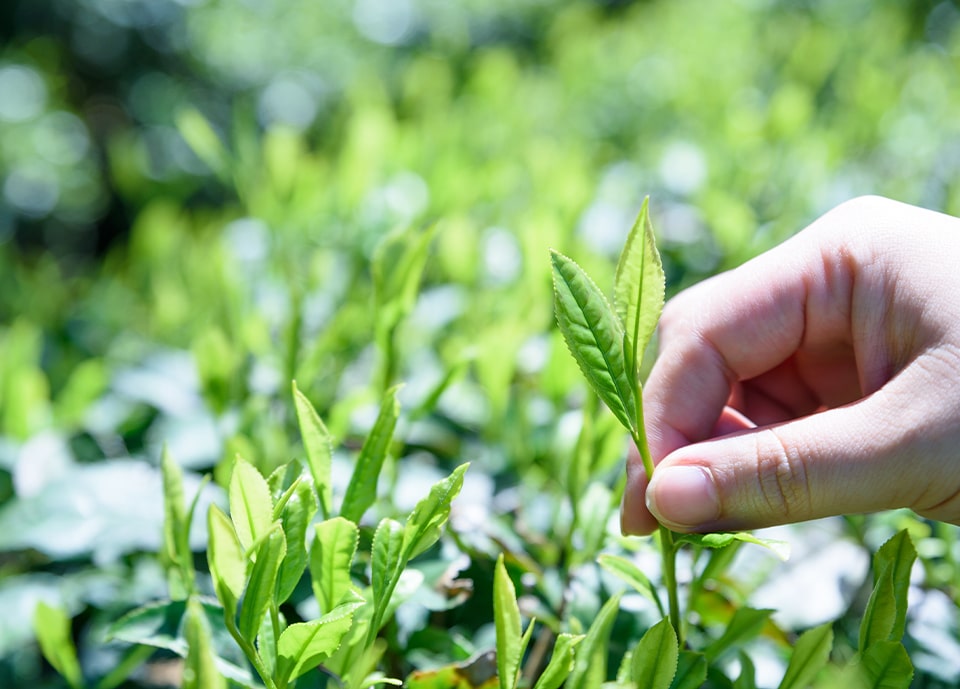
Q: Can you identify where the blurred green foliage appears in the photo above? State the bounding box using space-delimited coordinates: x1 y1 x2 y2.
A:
3 0 960 687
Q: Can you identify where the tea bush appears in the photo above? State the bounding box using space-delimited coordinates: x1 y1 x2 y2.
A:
2 0 960 687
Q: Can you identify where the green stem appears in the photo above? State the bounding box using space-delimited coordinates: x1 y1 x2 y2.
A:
631 407 683 645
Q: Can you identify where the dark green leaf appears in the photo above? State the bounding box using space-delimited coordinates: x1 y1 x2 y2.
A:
733 651 757 689
777 622 833 689
703 608 773 662
630 617 678 689
860 530 915 652
551 250 636 434
275 476 319 605
292 381 334 518
340 385 401 523
33 601 83 689
239 524 286 643
671 652 707 689
860 641 913 689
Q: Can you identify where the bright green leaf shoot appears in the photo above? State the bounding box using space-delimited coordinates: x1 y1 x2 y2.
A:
493 554 527 689
277 602 361 684
777 622 833 689
183 597 227 689
630 617 678 689
292 381 334 518
310 517 360 616
229 457 275 553
34 601 83 689
614 197 665 382
532 633 584 689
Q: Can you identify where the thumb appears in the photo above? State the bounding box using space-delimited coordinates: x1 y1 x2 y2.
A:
644 388 960 531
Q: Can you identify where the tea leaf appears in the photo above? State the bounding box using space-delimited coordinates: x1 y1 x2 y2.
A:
176 107 229 178
494 554 532 689
630 617 678 689
703 607 773 662
370 517 405 640
597 553 661 609
183 597 227 689
239 524 286 643
859 530 915 652
292 381 334 518
566 593 621 689
207 505 246 620
341 385 401 523
310 517 360 615
275 476 319 605
860 640 913 689
733 651 757 689
277 602 361 683
373 224 435 339
670 652 707 689
229 457 275 553
551 250 636 434
777 622 833 689
676 532 790 561
161 447 194 597
532 633 584 689
401 462 469 562
613 198 665 380
34 601 83 689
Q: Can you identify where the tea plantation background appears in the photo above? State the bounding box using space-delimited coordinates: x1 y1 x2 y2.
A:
3 0 960 687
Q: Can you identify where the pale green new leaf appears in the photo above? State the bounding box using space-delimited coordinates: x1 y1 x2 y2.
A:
703 608 773 662
160 448 199 599
183 597 227 689
597 554 661 610
551 250 636 434
292 381 334 518
239 524 286 643
777 622 833 689
340 385 401 523
176 108 229 179
229 457 275 553
373 224 436 335
277 602 361 684
630 617 678 689
676 531 790 561
275 476 319 605
670 652 707 689
401 463 469 562
494 554 526 689
34 602 83 689
614 198 665 380
532 634 584 689
860 640 913 689
566 593 621 689
310 517 360 615
207 505 246 619
368 517 405 643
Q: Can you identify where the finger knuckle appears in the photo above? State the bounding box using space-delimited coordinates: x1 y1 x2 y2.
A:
752 428 812 519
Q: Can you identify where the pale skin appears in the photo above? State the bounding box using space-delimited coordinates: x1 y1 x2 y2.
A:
621 195 960 535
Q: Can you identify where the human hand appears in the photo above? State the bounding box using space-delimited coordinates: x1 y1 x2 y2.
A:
621 196 960 535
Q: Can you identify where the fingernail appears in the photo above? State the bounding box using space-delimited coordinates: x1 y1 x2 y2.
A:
646 465 720 529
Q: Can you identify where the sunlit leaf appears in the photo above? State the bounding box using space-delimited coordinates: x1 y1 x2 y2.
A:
310 517 360 615
206 505 246 621
494 554 527 689
401 463 469 562
675 531 790 561
532 633 583 689
33 602 83 689
597 554 661 610
340 385 401 523
551 250 636 434
277 602 361 683
566 593 621 689
860 640 913 689
229 457 275 553
613 197 665 380
630 617 678 689
369 517 405 642
292 381 334 518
